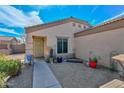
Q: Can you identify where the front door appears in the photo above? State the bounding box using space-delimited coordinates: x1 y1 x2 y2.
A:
33 37 44 58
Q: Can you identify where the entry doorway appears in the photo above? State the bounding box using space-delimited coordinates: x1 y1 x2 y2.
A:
33 36 44 58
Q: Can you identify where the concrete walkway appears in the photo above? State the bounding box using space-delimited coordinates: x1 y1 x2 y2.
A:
33 60 61 88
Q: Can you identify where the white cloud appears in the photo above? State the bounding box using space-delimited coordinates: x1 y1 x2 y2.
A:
29 11 39 16
103 11 124 23
0 28 20 35
28 11 43 25
89 6 99 17
29 5 52 10
91 19 96 24
0 5 43 27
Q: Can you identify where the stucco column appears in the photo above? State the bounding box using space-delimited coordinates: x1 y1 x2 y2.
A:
7 42 12 54
26 34 33 55
7 43 10 50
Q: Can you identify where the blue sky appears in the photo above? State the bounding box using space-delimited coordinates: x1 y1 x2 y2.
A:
0 5 124 39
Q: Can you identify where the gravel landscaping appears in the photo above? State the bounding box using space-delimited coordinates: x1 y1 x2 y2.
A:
5 61 123 88
7 64 33 88
7 53 25 60
48 62 122 88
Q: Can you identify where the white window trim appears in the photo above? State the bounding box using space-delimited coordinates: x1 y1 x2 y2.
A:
56 37 68 54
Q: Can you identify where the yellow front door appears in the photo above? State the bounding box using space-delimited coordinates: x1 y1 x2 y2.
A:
33 37 44 58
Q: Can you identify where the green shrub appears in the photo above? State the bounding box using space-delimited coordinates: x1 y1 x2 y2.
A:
8 60 21 76
0 54 22 88
0 59 21 76
0 72 7 88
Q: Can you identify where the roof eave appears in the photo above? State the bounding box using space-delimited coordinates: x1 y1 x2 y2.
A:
25 17 91 33
74 17 124 37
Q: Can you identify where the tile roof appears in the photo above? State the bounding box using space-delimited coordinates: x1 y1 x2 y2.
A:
74 16 124 37
25 17 91 33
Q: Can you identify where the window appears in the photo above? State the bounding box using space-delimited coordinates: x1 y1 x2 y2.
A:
84 26 87 29
78 24 81 28
72 23 76 27
57 38 68 53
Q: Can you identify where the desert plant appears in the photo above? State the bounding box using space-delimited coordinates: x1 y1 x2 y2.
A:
0 53 7 61
0 59 21 76
45 56 50 63
92 57 97 62
7 60 21 76
0 72 7 88
49 57 54 64
49 48 53 57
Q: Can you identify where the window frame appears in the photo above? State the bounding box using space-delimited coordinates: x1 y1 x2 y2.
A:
57 37 68 54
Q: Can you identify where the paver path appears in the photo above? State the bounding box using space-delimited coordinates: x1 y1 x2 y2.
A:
33 60 61 88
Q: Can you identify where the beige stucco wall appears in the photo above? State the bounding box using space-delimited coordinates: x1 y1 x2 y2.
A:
26 22 88 58
75 27 124 71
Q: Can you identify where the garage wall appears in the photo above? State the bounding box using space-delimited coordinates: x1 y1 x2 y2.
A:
75 27 124 71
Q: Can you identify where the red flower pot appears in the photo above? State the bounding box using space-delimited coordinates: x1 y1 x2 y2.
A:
89 61 97 68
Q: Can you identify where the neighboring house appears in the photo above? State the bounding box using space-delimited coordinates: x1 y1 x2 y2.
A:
25 16 124 71
0 36 18 54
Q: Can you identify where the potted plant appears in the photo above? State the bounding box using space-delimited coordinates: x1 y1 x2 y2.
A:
49 48 54 64
57 57 63 63
89 57 97 68
92 57 97 63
